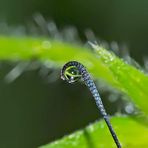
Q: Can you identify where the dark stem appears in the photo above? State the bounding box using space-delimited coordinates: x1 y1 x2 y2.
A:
104 115 121 148
82 70 121 148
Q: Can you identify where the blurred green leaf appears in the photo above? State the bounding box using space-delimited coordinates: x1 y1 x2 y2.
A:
0 36 148 113
1 36 148 147
39 116 148 148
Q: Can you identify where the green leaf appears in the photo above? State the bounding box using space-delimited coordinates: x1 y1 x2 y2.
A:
0 36 148 113
39 116 148 148
92 44 148 114
1 36 148 147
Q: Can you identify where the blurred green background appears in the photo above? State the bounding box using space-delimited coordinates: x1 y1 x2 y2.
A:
0 0 148 147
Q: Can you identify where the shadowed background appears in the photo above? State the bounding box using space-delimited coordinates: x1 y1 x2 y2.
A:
0 0 147 147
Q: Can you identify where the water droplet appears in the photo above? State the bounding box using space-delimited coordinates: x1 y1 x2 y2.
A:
125 103 134 114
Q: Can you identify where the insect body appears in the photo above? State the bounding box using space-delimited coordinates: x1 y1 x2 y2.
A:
61 61 121 148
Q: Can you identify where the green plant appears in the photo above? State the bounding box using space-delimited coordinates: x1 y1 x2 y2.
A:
1 36 148 147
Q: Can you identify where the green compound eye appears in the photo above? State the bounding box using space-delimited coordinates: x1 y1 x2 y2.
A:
64 66 81 83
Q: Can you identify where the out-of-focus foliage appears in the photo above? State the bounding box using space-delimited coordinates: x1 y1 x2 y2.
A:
1 36 148 113
40 117 148 148
0 36 148 147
